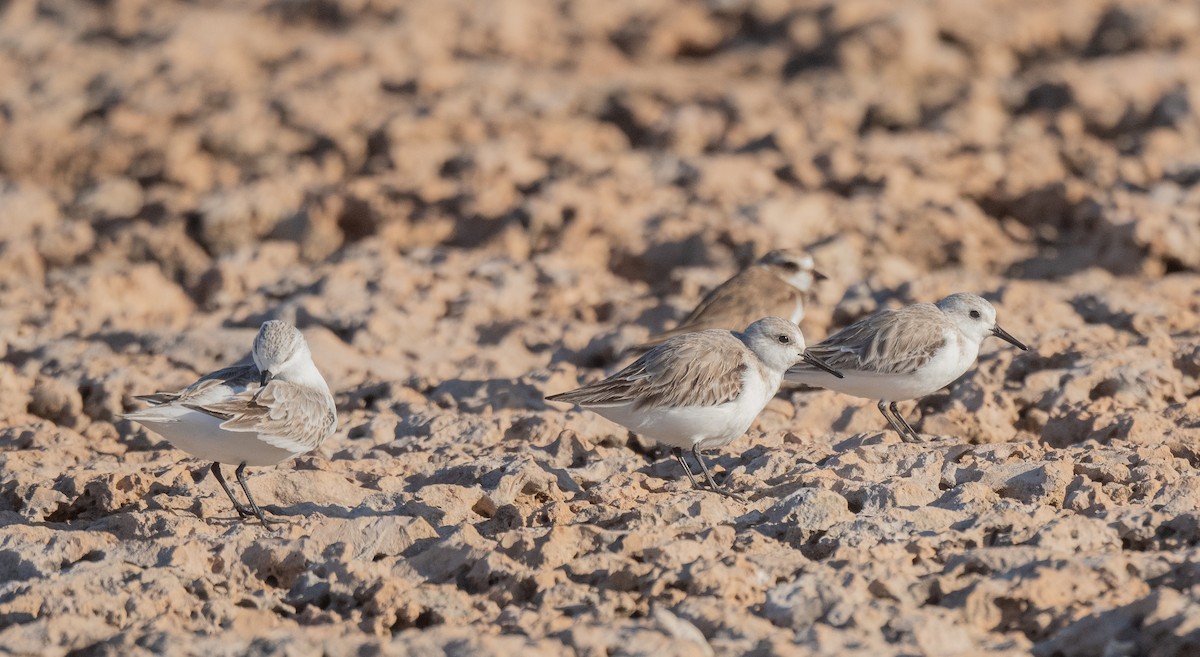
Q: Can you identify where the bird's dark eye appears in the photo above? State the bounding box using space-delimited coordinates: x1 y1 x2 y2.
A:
780 261 800 272
969 310 981 319
778 334 791 344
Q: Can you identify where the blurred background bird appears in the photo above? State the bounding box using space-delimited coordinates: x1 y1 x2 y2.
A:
636 249 826 351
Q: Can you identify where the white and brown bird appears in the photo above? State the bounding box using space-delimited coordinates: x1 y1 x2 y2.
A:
784 293 1028 442
548 317 842 496
638 249 825 350
124 320 337 522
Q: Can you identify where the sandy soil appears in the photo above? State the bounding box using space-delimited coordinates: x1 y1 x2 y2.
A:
2 0 1200 655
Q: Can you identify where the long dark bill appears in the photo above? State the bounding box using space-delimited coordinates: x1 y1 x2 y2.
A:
803 351 844 378
991 325 1028 351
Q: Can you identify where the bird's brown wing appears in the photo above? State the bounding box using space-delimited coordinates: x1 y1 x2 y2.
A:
789 304 948 377
184 380 337 453
640 269 801 348
133 360 259 406
548 331 749 409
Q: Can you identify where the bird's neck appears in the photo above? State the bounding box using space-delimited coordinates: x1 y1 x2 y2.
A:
955 331 982 363
760 363 784 394
746 352 785 392
278 359 332 395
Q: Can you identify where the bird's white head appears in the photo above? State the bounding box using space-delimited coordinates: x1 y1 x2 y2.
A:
936 293 1028 350
758 249 826 291
252 320 313 385
741 316 843 377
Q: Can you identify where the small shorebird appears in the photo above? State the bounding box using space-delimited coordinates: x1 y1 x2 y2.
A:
548 317 842 496
124 320 337 522
784 293 1028 442
638 249 825 350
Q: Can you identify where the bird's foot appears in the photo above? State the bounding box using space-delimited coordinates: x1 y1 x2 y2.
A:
716 488 749 503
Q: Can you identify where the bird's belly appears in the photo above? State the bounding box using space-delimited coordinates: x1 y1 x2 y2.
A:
136 411 302 467
591 403 757 449
589 375 772 451
827 372 945 402
818 346 972 402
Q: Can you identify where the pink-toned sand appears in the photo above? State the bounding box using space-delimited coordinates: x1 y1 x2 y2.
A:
2 1 1200 655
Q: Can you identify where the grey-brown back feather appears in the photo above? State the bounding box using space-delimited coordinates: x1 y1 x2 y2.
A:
134 360 259 406
641 268 802 348
185 380 336 451
549 330 749 409
792 303 948 376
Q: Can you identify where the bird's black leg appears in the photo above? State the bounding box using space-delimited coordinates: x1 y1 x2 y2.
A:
691 444 745 501
877 400 910 439
674 447 702 490
211 463 254 518
890 401 923 442
234 463 271 523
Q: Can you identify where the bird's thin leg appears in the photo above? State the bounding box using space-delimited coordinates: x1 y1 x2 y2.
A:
674 447 702 490
877 400 911 439
890 401 923 442
691 444 745 501
210 463 254 518
234 463 271 523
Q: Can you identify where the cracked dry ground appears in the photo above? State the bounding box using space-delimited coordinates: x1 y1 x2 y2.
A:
3 0 1200 655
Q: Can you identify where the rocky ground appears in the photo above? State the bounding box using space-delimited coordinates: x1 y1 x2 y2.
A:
2 0 1200 655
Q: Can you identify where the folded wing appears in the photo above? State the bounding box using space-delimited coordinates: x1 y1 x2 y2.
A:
641 268 800 348
134 360 260 407
184 380 337 454
549 331 747 409
788 304 947 378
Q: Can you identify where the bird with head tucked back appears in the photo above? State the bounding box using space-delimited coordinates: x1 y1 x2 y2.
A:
784 293 1028 442
548 316 842 497
124 320 337 522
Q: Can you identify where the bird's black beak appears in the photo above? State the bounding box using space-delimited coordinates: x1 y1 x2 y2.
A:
991 326 1028 351
812 270 828 281
259 370 273 387
803 351 843 378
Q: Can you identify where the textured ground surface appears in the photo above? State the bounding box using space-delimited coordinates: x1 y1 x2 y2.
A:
2 0 1200 655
